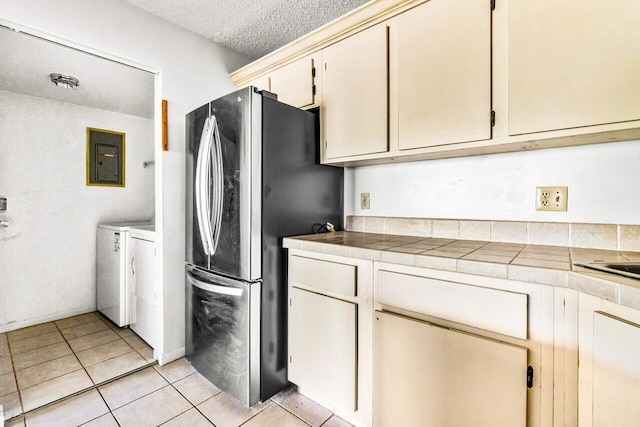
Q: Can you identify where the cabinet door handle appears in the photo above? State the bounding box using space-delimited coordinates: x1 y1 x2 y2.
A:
131 255 135 276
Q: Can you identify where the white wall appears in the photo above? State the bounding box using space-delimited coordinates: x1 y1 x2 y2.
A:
0 90 154 331
347 139 640 225
0 0 251 359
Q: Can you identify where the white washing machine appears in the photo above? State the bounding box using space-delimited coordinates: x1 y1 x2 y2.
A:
96 221 154 327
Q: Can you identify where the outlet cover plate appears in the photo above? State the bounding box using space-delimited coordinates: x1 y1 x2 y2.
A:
536 187 568 211
360 192 370 210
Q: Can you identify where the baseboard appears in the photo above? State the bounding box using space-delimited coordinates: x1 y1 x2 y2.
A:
0 306 95 333
157 346 185 366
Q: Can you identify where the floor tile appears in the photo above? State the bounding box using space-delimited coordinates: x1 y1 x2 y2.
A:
0 340 9 357
114 327 134 338
9 330 64 354
321 415 353 427
123 333 149 350
173 372 222 405
25 389 109 427
198 392 271 427
4 415 25 427
154 357 197 383
85 351 147 384
160 408 214 426
272 387 331 427
6 322 57 344
15 354 82 389
99 366 168 410
0 391 22 419
136 344 155 363
243 404 309 427
0 371 17 397
20 369 93 412
113 385 192 427
11 342 73 371
80 413 120 426
0 355 13 375
67 329 120 353
54 312 100 330
60 319 110 340
75 338 135 367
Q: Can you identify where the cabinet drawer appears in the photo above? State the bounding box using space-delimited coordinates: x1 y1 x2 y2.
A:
377 270 527 339
289 255 356 297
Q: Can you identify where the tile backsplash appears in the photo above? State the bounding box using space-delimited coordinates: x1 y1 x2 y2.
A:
346 216 640 252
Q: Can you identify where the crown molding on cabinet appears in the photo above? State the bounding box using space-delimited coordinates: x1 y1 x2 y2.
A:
229 0 427 87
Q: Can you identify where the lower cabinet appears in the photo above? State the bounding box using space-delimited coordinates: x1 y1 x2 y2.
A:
288 287 357 411
287 250 373 426
374 310 527 427
577 293 640 427
286 251 561 427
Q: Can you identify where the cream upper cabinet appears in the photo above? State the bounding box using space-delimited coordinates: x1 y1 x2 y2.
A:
508 0 640 135
389 0 491 150
246 75 270 92
269 54 317 109
323 23 388 160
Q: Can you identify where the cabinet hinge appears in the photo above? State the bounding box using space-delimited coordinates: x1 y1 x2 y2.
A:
312 85 316 96
289 355 292 363
491 110 496 127
491 0 496 10
324 62 327 71
312 67 316 78
289 298 292 307
527 366 534 388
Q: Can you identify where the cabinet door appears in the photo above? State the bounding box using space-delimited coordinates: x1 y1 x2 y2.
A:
130 237 156 348
590 312 640 426
508 0 640 135
391 0 491 150
270 56 316 109
288 287 357 411
374 311 527 427
323 24 388 159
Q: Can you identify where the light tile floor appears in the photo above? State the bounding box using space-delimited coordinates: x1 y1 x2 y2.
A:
6 357 353 427
3 314 353 427
0 312 155 419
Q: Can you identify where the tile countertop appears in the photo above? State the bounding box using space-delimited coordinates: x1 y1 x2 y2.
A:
283 231 640 311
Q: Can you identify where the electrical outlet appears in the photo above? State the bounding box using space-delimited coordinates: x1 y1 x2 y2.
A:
536 187 568 211
360 192 370 210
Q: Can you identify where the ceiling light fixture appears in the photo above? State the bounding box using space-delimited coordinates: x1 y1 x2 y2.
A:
49 73 79 90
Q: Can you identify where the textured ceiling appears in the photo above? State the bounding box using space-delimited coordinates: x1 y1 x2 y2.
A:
123 0 371 59
0 27 155 119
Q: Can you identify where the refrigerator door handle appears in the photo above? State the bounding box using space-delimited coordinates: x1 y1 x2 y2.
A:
186 270 243 297
195 116 215 255
210 115 224 253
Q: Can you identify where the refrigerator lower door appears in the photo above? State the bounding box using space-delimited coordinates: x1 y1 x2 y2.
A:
185 264 260 406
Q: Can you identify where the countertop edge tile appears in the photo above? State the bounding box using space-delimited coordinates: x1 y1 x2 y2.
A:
457 260 508 279
285 232 640 309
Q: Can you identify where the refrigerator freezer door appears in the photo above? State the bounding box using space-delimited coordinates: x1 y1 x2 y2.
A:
185 264 260 406
186 87 261 281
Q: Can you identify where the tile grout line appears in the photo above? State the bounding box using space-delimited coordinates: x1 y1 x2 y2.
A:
163 373 218 426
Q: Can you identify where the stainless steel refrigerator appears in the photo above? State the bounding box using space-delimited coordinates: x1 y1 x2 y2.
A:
185 87 343 406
